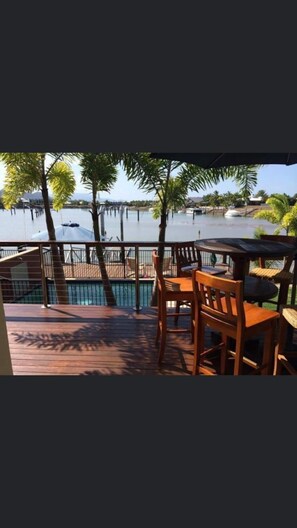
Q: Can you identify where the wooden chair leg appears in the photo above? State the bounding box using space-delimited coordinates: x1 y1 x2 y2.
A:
193 318 204 375
190 301 195 344
192 320 198 375
158 297 167 365
155 291 161 345
220 334 229 374
233 336 245 375
277 281 290 311
262 322 276 375
274 315 289 375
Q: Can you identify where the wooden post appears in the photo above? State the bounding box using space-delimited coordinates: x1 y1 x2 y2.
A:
120 206 125 263
137 209 139 221
0 286 13 375
86 245 90 264
134 245 141 312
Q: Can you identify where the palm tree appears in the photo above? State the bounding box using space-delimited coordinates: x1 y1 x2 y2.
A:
113 153 250 304
233 165 258 215
79 153 118 306
114 153 235 250
254 193 297 235
221 191 235 210
1 153 76 304
150 174 188 227
208 190 222 214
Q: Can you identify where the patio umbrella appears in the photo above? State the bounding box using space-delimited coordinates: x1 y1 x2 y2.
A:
31 222 95 241
150 153 297 168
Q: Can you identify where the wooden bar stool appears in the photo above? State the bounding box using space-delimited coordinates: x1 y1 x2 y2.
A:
175 241 228 277
249 235 297 311
192 270 280 375
152 250 194 365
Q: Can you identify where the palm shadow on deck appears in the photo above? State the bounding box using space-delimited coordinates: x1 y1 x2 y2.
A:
5 303 278 376
5 305 197 375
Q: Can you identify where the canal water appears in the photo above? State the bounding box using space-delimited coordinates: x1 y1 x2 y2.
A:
0 207 277 243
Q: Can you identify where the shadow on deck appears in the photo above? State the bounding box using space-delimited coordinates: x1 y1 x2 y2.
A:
5 304 295 376
4 304 197 375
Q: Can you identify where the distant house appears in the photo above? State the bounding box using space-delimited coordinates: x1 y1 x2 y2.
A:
248 196 265 205
19 197 31 208
186 196 204 207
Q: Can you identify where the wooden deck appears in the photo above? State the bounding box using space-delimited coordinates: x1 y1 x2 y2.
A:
4 303 295 376
44 262 161 279
4 303 197 375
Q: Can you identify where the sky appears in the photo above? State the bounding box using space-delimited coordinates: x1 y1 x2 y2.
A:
0 159 297 201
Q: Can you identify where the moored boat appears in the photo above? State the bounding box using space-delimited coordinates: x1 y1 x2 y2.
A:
224 206 242 218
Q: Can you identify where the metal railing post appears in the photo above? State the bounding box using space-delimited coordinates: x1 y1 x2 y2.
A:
39 244 49 307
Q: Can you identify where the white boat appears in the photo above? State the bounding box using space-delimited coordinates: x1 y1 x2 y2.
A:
224 206 242 218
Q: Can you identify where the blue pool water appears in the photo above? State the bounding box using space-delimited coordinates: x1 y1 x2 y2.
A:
20 280 154 307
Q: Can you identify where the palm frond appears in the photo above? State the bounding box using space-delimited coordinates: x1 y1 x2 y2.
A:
48 162 76 211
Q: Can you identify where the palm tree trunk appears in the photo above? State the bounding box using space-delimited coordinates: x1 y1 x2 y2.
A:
41 171 69 304
150 210 168 307
91 200 117 306
150 163 171 307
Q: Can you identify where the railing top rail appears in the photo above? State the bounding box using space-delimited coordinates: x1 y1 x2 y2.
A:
0 241 192 248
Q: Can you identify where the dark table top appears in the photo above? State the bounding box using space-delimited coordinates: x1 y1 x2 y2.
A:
194 237 297 259
243 276 278 303
195 237 297 281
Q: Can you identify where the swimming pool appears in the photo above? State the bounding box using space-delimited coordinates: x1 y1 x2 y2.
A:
18 279 154 307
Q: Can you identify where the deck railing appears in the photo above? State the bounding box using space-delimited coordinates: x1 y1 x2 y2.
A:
0 241 230 311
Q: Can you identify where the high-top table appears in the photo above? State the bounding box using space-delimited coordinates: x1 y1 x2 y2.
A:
194 237 297 281
194 237 297 304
